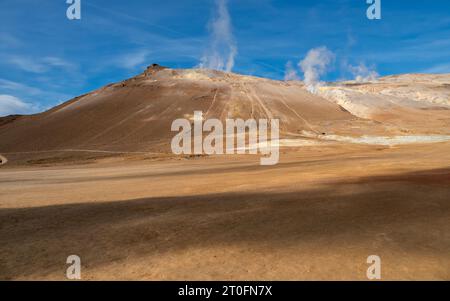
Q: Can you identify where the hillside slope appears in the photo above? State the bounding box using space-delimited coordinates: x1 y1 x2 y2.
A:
1 66 449 154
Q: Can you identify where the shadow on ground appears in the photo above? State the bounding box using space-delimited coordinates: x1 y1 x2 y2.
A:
0 168 449 279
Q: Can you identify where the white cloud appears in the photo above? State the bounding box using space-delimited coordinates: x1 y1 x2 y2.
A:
299 46 335 93
0 95 38 117
0 78 73 115
199 0 237 72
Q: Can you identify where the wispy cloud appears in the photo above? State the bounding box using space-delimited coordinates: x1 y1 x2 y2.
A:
0 33 22 48
0 78 72 114
422 63 450 74
0 78 42 95
8 56 48 73
6 55 77 74
117 49 151 70
43 57 78 71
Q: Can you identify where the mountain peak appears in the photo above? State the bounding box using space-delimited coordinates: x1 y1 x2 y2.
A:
144 64 168 76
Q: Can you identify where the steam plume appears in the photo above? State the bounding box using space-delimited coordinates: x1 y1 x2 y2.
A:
348 63 379 82
199 0 237 72
284 61 300 81
299 46 334 93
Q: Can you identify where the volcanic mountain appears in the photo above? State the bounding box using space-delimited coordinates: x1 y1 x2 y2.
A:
2 66 450 281
1 65 450 157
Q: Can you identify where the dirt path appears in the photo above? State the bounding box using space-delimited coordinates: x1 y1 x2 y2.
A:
1 149 151 155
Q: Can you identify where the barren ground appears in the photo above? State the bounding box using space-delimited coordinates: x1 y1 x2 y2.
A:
1 142 449 280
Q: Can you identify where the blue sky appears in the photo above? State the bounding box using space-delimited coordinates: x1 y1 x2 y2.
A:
1 0 450 116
